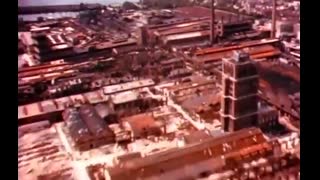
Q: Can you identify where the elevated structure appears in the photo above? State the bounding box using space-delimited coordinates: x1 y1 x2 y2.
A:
220 51 259 132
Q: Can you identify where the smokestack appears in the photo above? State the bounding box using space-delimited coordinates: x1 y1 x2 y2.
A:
210 0 215 45
271 0 277 38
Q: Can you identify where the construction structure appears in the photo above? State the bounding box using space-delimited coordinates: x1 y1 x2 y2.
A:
220 51 259 132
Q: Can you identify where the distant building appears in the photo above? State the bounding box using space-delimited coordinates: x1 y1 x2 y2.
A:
30 27 75 62
220 51 259 132
143 0 191 8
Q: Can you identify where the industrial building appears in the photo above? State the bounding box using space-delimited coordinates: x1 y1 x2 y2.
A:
18 1 300 179
103 128 285 180
63 106 115 151
121 113 162 139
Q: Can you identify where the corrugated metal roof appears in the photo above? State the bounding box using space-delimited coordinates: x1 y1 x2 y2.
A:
111 91 140 105
103 79 154 95
79 105 108 136
195 38 279 56
63 108 91 143
164 30 210 42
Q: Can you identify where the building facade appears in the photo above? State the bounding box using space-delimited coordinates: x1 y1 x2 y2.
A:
220 51 259 132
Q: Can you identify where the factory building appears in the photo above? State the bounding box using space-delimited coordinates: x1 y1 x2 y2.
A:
121 113 162 139
63 106 115 151
160 58 185 76
31 31 74 62
190 38 281 73
220 51 259 132
103 128 278 180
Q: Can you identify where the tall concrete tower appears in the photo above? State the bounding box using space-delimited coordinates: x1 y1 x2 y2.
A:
210 0 215 45
220 51 259 132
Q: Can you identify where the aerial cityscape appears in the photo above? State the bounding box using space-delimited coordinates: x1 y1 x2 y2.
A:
18 0 300 179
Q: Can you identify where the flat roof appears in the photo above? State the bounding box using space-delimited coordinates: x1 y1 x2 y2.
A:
103 79 154 95
164 30 210 42
83 91 105 104
122 114 160 137
107 127 265 179
95 39 137 50
18 89 107 120
195 44 280 63
155 21 209 35
195 38 279 56
111 91 140 105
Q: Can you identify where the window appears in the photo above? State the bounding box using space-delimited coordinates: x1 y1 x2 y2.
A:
223 98 232 115
235 80 258 97
236 64 257 78
224 117 230 131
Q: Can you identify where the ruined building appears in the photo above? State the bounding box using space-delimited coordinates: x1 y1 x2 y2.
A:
220 51 259 132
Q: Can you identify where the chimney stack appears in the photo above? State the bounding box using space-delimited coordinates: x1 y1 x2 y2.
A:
271 0 277 38
210 0 215 45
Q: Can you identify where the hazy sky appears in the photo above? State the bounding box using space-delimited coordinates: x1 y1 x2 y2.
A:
18 0 138 7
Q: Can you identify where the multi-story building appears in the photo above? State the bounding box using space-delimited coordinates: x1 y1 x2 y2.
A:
220 51 259 132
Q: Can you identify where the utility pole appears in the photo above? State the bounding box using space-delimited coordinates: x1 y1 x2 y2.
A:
210 0 216 45
271 0 277 38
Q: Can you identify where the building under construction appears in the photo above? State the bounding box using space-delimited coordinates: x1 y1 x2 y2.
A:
220 51 259 132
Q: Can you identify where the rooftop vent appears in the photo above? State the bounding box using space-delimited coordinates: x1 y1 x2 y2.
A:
233 50 250 62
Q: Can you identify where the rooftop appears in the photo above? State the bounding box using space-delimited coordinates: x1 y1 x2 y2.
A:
103 79 155 95
164 30 210 42
107 127 266 179
111 91 140 105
